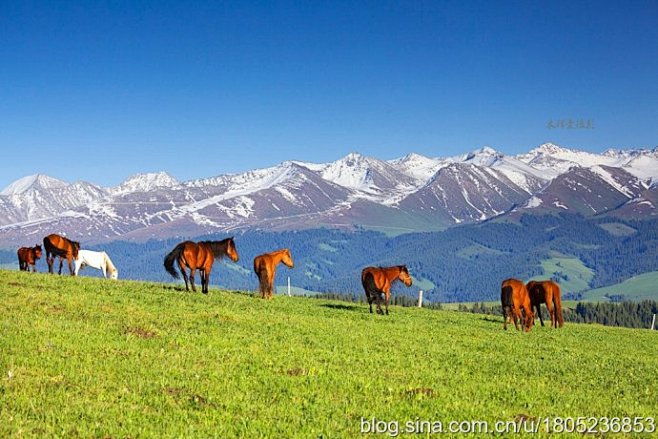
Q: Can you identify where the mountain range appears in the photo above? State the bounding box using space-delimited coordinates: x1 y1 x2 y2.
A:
1 143 657 248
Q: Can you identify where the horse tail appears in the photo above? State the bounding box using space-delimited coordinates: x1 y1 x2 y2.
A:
362 271 380 299
554 285 564 327
501 285 513 308
164 244 184 279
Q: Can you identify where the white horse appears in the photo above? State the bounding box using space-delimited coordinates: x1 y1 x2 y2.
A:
74 250 119 280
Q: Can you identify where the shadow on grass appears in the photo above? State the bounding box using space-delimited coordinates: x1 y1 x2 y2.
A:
319 303 362 312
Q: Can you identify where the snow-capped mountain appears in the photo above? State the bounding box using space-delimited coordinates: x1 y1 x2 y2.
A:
1 143 657 247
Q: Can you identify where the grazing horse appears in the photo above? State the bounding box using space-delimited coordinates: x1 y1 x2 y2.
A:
501 278 534 332
43 234 80 276
361 265 413 315
17 245 42 272
253 248 294 299
526 280 564 328
74 250 119 280
163 238 239 294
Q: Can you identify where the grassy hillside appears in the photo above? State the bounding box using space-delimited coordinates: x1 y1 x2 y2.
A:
583 271 658 302
530 255 594 294
1 270 656 438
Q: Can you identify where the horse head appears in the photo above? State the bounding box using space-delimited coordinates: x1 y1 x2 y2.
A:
34 245 43 259
227 237 239 262
398 265 413 287
282 249 294 268
110 269 119 280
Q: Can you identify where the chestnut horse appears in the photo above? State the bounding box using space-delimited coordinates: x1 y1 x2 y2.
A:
526 280 564 328
17 245 42 272
253 248 294 299
164 238 239 294
501 278 534 332
43 234 80 276
361 265 412 315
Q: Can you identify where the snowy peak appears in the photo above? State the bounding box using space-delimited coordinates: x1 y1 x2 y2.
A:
390 153 450 184
112 172 179 194
462 146 504 166
1 174 67 196
320 152 378 191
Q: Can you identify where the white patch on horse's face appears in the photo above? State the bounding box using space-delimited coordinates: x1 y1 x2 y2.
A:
111 270 119 280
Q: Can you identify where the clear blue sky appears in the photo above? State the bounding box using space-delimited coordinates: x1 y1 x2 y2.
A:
1 0 657 188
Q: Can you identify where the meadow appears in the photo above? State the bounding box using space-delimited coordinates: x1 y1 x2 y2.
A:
1 270 656 438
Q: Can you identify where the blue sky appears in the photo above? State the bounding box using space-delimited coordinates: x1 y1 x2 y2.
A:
1 0 657 188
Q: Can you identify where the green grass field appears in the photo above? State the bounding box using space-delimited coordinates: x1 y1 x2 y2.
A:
1 270 657 437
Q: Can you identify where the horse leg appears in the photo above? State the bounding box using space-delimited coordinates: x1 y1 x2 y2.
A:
58 257 64 275
203 270 210 294
199 269 207 294
47 255 53 273
545 298 556 328
375 292 384 315
189 268 197 292
502 306 508 330
513 307 521 330
536 304 544 327
367 293 374 313
67 256 75 276
384 292 390 315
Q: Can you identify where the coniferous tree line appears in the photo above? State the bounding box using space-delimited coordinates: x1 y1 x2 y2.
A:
1 214 657 304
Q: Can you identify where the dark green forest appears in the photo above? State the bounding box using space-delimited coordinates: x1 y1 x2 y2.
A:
2 213 657 303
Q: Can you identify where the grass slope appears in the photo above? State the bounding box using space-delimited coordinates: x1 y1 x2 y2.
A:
583 271 658 302
1 270 656 438
531 255 594 294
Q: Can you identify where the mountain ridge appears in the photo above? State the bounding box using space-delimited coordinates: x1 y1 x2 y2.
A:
1 143 657 247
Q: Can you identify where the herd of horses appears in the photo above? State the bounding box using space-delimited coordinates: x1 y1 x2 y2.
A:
16 234 563 328
18 234 118 279
501 278 564 332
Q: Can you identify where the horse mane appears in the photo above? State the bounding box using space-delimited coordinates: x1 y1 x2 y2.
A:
204 238 232 259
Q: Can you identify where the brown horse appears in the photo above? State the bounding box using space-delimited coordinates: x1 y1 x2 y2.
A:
17 245 43 272
253 248 294 299
526 280 564 328
163 238 239 294
501 278 534 332
43 234 80 276
361 265 412 315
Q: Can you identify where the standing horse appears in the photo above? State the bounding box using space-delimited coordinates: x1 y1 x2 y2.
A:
17 245 42 272
526 280 564 328
253 248 294 299
163 238 239 294
43 234 80 276
501 278 534 332
75 250 119 280
361 265 413 315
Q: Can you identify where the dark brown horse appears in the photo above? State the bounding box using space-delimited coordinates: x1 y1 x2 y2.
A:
253 248 294 299
526 280 564 328
17 245 42 272
361 265 412 315
164 238 239 294
43 234 80 276
501 278 534 332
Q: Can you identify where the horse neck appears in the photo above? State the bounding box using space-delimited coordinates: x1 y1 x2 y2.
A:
384 266 402 282
207 241 229 259
104 254 116 273
270 249 288 265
